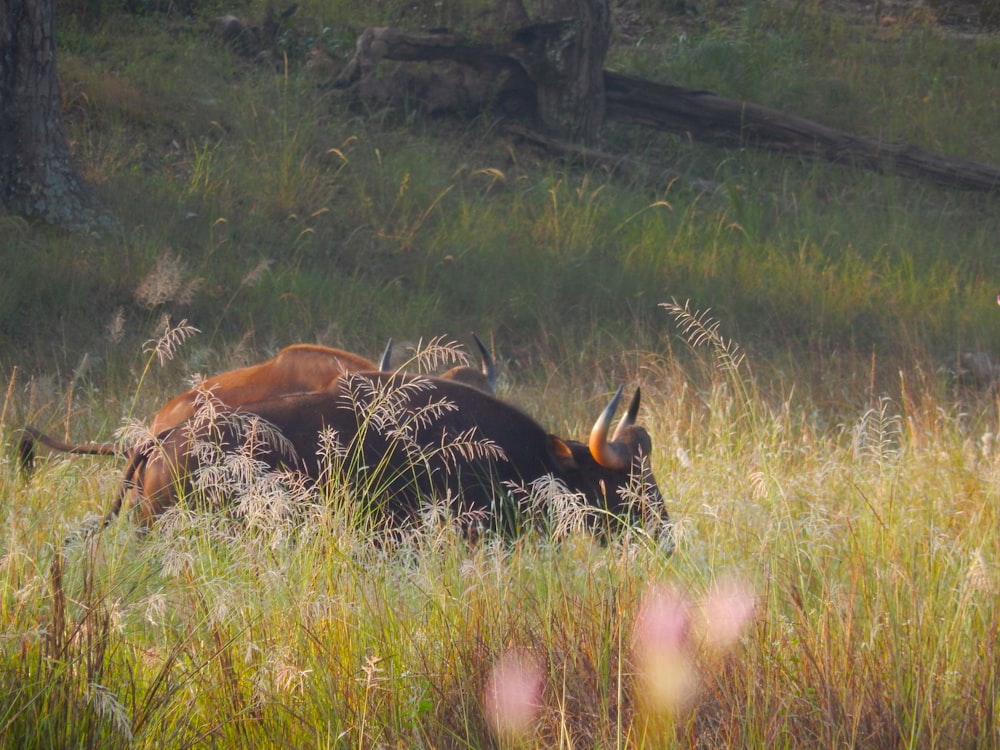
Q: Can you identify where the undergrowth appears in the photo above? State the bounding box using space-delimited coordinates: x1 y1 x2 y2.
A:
2 2 1000 747
2 307 998 748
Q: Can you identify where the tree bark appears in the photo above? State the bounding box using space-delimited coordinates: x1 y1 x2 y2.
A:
0 0 115 229
336 2 611 146
510 0 610 145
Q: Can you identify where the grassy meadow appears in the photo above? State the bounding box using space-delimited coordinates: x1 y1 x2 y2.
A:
2 0 1000 746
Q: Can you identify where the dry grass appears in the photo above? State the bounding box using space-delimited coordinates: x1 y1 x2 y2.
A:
2 313 998 748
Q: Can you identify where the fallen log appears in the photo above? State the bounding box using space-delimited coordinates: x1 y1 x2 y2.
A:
334 26 1000 194
603 71 1000 193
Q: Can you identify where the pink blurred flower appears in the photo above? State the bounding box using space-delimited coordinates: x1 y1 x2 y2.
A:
700 578 756 653
483 650 543 738
633 585 691 654
632 586 698 712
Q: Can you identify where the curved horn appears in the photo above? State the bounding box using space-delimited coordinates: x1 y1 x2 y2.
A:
471 332 498 394
612 387 641 443
589 385 629 470
379 338 393 371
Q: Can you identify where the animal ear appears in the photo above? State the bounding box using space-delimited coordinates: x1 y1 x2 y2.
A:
547 435 578 471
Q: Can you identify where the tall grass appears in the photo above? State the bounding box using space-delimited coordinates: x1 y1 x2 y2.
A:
3 307 998 748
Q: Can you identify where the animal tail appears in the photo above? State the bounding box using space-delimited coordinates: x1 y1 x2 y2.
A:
15 426 119 476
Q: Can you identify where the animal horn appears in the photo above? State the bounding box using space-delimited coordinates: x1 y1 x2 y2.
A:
612 387 641 443
471 332 497 394
379 338 393 371
589 385 629 470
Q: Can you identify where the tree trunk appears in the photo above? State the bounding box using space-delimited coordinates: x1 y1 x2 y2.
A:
511 0 610 145
0 0 114 229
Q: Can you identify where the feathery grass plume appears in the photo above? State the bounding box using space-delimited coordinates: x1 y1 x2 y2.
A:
127 318 199 445
134 249 203 308
502 473 636 542
509 475 597 538
141 590 168 626
320 371 506 534
105 307 126 344
313 425 348 486
209 259 275 341
661 298 772 457
86 682 134 742
341 370 507 470
253 643 312 701
660 298 746 377
154 513 199 578
394 335 471 376
240 258 272 288
192 418 292 496
431 426 506 468
505 450 667 542
70 353 94 386
339 370 444 435
142 315 200 368
411 493 490 549
964 551 997 595
619 450 673 544
184 402 305 529
227 329 257 368
850 395 902 466
182 382 229 430
114 416 157 457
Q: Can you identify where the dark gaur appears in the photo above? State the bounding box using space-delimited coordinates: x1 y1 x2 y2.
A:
104 372 664 534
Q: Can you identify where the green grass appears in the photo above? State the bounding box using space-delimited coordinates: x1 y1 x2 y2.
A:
2 1 1000 746
3 2 998 380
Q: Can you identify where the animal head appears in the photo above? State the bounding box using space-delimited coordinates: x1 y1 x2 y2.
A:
544 386 663 528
